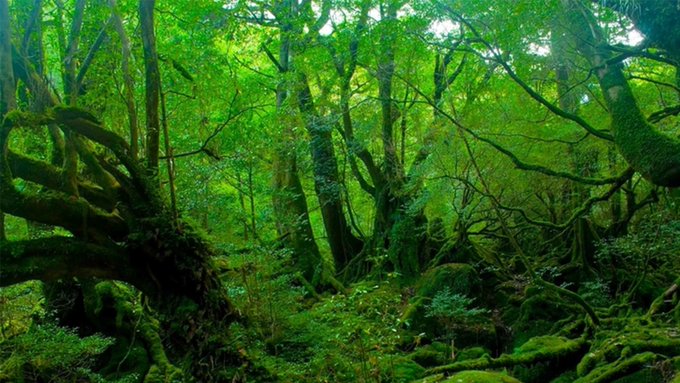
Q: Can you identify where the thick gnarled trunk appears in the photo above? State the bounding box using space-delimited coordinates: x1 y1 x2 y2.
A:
296 73 363 272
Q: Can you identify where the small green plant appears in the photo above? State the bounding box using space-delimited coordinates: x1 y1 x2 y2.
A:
425 288 489 344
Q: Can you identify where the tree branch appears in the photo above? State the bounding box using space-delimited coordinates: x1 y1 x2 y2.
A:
0 237 140 288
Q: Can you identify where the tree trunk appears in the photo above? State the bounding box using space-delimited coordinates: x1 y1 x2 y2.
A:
140 0 161 173
0 0 15 240
110 0 140 159
571 0 680 187
270 1 323 282
296 72 363 272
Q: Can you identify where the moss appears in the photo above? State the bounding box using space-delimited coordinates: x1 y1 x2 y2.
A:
457 347 490 362
415 264 481 298
574 352 658 383
98 338 150 379
380 356 426 383
411 373 446 383
410 346 449 367
442 370 523 383
516 336 575 354
576 326 680 377
428 336 586 375
549 371 577 383
2 109 51 128
512 336 586 383
610 367 663 383
143 364 184 383
511 287 586 349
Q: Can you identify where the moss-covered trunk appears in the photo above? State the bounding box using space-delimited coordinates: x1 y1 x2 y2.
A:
570 0 680 187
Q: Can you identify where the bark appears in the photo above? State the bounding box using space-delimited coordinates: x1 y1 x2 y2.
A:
296 72 363 271
270 0 323 282
0 237 139 288
0 0 16 240
373 2 401 269
140 0 161 172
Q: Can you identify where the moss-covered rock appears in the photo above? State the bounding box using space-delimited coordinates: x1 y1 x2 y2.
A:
415 264 481 299
442 370 523 383
380 356 426 383
411 371 523 383
457 347 490 362
511 289 573 349
409 345 450 367
610 367 663 383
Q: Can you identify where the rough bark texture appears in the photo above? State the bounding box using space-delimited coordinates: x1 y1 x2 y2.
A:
296 73 363 272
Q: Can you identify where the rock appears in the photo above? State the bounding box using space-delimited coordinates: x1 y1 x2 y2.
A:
443 370 523 382
380 356 426 383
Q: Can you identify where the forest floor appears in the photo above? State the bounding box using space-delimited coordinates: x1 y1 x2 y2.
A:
1 223 679 382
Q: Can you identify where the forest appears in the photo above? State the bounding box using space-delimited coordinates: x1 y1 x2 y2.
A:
0 0 679 382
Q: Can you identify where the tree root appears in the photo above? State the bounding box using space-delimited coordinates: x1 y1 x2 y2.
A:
425 336 587 375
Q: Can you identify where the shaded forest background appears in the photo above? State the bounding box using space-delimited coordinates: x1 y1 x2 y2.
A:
1 0 679 382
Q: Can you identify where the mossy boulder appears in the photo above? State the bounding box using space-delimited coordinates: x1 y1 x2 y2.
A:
380 356 426 382
412 371 523 383
457 347 490 362
512 335 586 382
443 370 523 382
415 264 481 298
409 345 450 367
511 288 571 349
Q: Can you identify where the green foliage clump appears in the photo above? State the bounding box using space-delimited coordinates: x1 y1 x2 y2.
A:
0 323 114 382
426 288 489 320
594 217 680 310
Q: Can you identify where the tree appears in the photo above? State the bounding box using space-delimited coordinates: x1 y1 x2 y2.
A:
0 1 238 379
